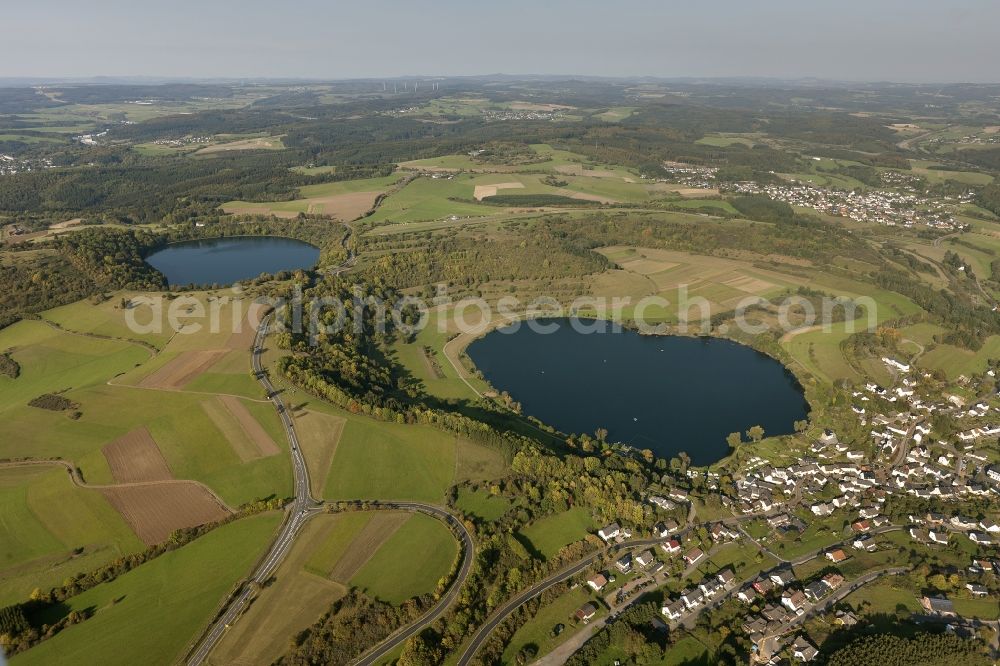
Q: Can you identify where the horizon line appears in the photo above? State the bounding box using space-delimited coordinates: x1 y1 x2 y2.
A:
1 73 999 87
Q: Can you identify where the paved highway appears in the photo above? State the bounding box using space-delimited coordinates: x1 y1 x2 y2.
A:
186 314 320 666
186 309 475 666
188 230 475 665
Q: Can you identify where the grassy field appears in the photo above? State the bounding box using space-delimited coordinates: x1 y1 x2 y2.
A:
0 294 300 615
0 466 143 606
304 511 374 577
695 133 759 148
322 411 505 502
366 176 505 224
350 512 458 604
518 507 595 559
661 636 712 665
952 597 1000 620
322 418 457 502
0 319 149 415
594 107 637 122
919 335 1000 378
501 585 600 662
767 512 846 560
455 487 511 521
842 581 920 615
911 160 994 186
41 294 175 349
223 174 404 218
389 308 490 401
12 513 281 666
293 409 347 498
0 299 291 504
211 514 349 665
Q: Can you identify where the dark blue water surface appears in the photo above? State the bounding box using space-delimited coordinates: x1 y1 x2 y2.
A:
466 319 809 465
145 237 320 286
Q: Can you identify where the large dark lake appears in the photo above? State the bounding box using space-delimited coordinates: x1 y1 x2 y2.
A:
466 319 809 465
145 237 320 286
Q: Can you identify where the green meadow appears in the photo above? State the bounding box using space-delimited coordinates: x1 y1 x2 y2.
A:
455 487 511 521
518 507 595 559
11 513 281 666
0 466 142 606
323 418 461 502
501 585 600 663
350 512 458 604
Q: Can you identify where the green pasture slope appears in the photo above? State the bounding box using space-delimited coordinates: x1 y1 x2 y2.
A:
0 466 141 606
12 513 281 666
350 512 458 604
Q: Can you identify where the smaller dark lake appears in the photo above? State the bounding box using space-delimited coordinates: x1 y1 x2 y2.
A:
466 319 809 465
145 237 320 287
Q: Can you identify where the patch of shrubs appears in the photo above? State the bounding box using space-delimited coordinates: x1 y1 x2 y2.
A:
0 353 18 379
27 393 78 411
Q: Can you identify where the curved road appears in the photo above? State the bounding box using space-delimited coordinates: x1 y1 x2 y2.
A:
351 502 474 666
456 535 684 666
458 511 903 666
187 311 475 666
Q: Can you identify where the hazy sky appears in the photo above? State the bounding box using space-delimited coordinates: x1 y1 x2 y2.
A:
4 0 998 82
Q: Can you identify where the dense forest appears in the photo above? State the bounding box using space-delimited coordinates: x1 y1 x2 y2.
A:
825 631 992 666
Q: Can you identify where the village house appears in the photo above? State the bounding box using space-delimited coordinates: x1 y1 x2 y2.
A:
615 553 633 573
921 596 956 617
661 539 682 555
823 573 845 590
804 580 829 602
575 602 598 622
717 569 736 587
834 609 859 626
792 636 819 662
662 600 686 621
825 548 849 564
699 579 725 599
929 529 950 545
587 573 608 592
770 569 796 588
635 550 656 568
648 495 676 510
971 558 993 573
967 583 989 597
710 523 739 542
753 577 775 595
781 589 807 614
684 547 705 566
681 588 704 610
597 523 620 542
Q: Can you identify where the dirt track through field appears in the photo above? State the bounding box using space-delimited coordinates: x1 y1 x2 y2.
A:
328 512 410 583
102 427 173 483
138 350 228 389
101 482 230 545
